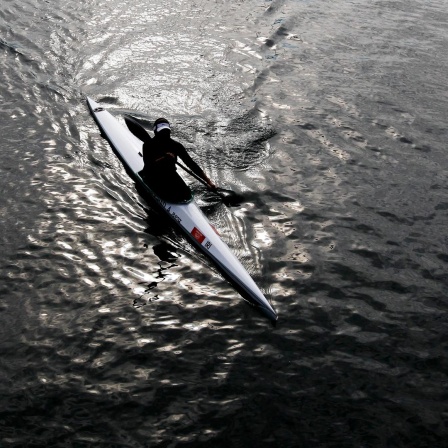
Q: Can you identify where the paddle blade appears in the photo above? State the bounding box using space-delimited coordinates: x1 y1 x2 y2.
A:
220 192 245 207
124 115 152 143
203 188 244 207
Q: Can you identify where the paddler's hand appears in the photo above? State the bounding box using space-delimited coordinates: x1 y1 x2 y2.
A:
206 178 217 191
155 152 176 163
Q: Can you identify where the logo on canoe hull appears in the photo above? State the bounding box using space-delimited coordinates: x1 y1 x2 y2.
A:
191 227 205 244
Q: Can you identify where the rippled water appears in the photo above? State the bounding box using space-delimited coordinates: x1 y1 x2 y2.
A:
1 0 447 446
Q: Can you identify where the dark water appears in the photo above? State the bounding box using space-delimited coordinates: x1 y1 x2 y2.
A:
1 0 447 446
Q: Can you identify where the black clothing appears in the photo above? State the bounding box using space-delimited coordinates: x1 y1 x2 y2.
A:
140 131 207 203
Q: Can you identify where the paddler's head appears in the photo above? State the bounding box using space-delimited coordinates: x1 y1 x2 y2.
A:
154 118 171 137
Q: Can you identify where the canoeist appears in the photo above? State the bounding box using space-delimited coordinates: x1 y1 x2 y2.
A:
141 118 216 203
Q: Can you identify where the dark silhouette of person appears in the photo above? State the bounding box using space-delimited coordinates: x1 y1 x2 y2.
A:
140 118 216 203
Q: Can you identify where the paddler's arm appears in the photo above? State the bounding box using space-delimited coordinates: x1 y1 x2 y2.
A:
177 144 216 190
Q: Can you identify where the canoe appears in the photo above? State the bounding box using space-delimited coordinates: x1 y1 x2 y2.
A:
87 97 277 322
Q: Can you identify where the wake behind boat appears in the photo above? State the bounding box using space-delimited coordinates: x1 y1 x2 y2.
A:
86 97 277 322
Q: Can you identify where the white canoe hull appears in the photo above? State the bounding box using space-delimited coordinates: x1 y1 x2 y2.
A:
87 97 277 322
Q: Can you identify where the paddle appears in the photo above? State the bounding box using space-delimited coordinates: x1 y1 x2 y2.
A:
124 115 243 206
124 115 152 144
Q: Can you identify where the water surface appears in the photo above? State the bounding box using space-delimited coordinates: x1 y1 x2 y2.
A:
1 0 447 446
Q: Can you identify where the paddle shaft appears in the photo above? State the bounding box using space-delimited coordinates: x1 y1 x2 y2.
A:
176 161 211 188
176 161 232 200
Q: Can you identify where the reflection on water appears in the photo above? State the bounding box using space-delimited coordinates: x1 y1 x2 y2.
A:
1 0 448 446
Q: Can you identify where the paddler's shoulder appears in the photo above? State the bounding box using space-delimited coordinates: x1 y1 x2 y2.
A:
169 138 187 151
